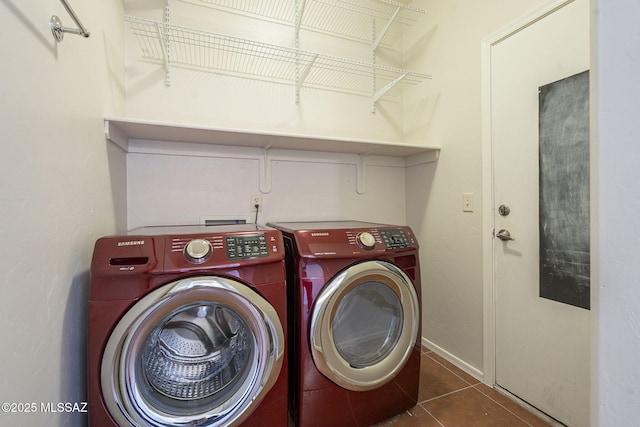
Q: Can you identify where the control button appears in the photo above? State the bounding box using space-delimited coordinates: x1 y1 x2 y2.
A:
356 232 376 249
380 229 409 249
184 239 212 263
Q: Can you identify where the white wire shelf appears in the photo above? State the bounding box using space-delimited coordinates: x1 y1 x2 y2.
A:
185 0 427 46
126 16 431 103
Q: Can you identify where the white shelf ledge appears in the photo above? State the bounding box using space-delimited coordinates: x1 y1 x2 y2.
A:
104 116 439 194
104 116 440 158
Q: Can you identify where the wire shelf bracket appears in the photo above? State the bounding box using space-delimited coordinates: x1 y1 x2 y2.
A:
372 6 400 52
296 53 318 104
373 73 406 104
295 0 308 36
163 2 173 86
50 0 90 42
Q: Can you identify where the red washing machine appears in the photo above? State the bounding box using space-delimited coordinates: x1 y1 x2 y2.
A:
88 225 287 427
267 221 422 427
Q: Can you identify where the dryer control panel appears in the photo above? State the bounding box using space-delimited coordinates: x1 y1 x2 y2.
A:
269 222 418 258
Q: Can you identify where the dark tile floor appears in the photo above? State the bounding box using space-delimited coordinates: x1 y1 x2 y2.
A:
375 348 553 427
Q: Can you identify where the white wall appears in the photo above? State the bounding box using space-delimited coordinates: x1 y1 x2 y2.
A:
126 141 408 228
0 1 125 426
404 0 550 373
124 0 406 143
592 0 640 424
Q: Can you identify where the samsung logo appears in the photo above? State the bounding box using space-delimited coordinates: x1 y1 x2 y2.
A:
311 232 330 237
117 240 145 247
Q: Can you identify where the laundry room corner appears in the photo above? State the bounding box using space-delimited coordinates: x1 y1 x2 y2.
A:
8 0 640 425
401 0 557 380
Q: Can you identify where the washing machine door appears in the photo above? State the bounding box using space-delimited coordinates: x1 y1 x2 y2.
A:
309 260 419 391
101 276 284 427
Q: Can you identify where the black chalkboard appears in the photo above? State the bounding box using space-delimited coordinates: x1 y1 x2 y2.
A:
538 70 590 310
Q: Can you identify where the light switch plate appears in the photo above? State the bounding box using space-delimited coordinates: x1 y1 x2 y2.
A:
463 192 474 212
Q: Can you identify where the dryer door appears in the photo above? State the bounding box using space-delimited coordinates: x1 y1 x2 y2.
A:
101 276 284 427
310 260 420 391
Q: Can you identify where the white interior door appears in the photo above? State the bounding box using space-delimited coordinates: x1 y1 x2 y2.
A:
491 1 590 425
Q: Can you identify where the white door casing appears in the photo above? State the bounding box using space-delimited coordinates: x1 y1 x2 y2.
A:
482 0 590 425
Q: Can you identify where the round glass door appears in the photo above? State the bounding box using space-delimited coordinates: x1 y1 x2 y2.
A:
332 281 403 368
102 276 284 427
310 260 419 391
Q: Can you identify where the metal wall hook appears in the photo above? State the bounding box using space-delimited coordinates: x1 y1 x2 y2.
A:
51 0 90 42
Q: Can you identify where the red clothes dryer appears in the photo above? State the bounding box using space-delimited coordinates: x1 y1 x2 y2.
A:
267 221 422 427
88 225 287 427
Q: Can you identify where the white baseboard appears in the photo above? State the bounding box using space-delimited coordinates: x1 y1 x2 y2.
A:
421 337 486 384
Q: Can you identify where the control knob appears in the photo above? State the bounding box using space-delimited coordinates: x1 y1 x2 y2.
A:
356 232 376 250
184 239 213 263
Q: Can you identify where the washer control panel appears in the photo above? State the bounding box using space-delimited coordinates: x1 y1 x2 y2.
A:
226 234 269 260
380 229 410 249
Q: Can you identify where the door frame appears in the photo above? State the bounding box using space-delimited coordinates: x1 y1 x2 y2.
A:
480 0 577 388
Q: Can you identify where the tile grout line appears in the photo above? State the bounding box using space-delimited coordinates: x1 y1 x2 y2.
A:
472 384 543 427
417 351 480 405
418 403 446 427
418 381 538 427
419 383 477 404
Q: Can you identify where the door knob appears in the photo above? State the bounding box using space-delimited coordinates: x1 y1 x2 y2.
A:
498 204 511 216
496 229 515 241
